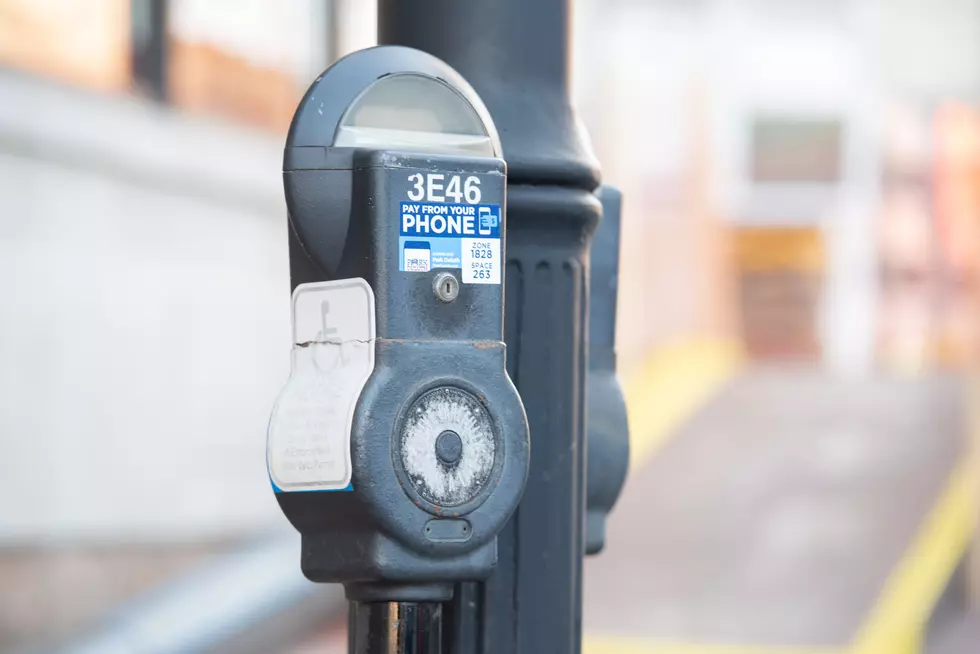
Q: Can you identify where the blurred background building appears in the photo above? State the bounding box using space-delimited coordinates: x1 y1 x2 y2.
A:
0 0 978 652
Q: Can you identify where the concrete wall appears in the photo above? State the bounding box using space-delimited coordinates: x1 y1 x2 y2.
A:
0 71 290 542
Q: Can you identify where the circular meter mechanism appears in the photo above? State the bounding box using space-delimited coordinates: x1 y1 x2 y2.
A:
397 386 498 510
271 46 528 597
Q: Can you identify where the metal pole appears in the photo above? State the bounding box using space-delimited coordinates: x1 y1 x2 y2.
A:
378 3 601 653
349 601 443 654
130 0 168 102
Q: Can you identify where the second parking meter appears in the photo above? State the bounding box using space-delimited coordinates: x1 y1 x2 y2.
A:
585 185 630 555
265 46 530 613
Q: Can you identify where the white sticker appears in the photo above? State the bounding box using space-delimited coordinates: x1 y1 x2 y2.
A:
267 278 376 492
403 244 431 272
461 237 500 284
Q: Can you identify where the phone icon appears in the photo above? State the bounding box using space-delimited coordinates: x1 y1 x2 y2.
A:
478 207 496 236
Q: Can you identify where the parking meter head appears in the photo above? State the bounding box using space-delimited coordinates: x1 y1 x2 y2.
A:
284 46 501 280
270 46 528 598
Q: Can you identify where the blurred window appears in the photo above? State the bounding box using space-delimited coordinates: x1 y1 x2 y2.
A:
750 118 843 183
0 0 131 91
166 0 330 131
0 0 334 132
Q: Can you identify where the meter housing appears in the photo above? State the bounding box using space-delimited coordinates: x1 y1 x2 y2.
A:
270 46 529 600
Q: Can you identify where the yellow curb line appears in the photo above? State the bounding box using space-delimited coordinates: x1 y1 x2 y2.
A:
622 338 743 470
851 460 975 654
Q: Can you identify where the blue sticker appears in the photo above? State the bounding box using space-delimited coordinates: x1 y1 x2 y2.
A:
399 202 502 284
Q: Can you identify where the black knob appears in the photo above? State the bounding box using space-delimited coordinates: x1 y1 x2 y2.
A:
435 430 463 467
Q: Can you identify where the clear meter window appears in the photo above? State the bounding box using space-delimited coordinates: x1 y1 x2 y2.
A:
333 73 495 157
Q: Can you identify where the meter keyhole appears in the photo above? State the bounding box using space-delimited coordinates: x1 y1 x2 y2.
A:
433 272 460 303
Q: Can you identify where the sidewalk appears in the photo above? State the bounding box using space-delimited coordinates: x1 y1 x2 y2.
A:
584 367 971 654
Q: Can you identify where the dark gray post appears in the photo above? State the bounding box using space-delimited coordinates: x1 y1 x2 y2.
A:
349 601 443 654
378 2 601 653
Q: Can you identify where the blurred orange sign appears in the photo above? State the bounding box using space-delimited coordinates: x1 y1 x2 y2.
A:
168 39 299 133
733 227 824 361
733 226 824 273
934 103 980 279
0 0 130 91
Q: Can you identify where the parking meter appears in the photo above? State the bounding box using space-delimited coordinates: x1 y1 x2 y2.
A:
265 46 530 612
585 185 630 555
